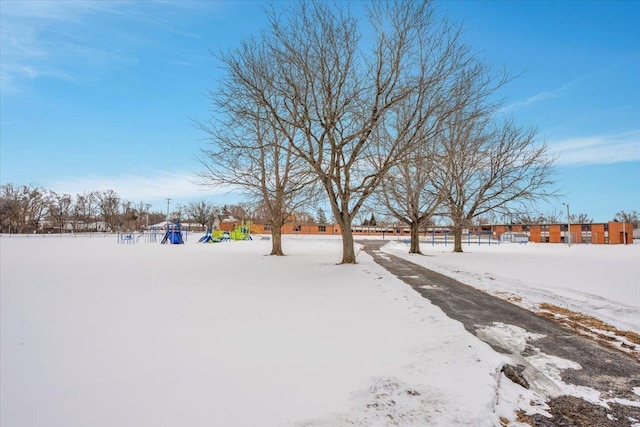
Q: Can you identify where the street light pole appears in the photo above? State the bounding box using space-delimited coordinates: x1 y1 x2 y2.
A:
166 198 172 230
563 203 571 247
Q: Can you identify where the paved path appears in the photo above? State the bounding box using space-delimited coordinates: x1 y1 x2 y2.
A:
359 240 640 425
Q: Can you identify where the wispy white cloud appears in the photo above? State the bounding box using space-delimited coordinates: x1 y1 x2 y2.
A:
548 130 640 166
0 1 217 94
500 73 592 113
0 1 132 93
47 171 234 203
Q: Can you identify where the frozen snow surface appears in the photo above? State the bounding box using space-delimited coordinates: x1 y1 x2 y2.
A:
1 234 638 426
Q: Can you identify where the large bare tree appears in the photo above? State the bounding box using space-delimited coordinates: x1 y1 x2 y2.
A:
211 0 472 263
374 150 442 254
433 111 556 252
371 96 453 254
198 93 315 255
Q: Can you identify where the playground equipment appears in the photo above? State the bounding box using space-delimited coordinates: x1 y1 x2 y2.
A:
230 222 252 241
144 230 159 243
199 228 213 243
199 221 254 243
117 233 134 244
198 229 230 243
161 221 184 244
198 229 226 243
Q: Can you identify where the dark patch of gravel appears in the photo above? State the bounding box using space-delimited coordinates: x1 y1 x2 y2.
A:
521 395 640 427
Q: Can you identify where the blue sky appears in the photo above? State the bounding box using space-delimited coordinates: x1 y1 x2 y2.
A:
1 0 638 222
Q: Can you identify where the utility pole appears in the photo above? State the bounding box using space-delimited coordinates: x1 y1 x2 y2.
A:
563 202 571 247
166 198 172 230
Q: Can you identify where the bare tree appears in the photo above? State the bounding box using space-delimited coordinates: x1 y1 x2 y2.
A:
147 210 166 227
515 212 540 225
5 183 50 233
72 191 97 231
433 110 556 252
542 209 565 224
24 184 49 232
0 182 24 233
134 201 152 230
291 210 316 224
199 42 317 255
96 190 120 232
569 212 592 224
0 183 22 233
48 191 73 233
216 0 472 263
614 210 639 228
185 200 217 229
372 106 448 254
0 183 50 233
170 204 184 223
375 157 443 253
222 204 247 220
119 200 141 231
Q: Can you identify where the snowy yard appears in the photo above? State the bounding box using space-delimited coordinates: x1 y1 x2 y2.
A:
382 239 640 335
1 235 638 426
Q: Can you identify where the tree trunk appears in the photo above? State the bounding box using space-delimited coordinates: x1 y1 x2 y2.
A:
335 213 357 264
270 224 284 256
453 224 464 253
409 221 422 254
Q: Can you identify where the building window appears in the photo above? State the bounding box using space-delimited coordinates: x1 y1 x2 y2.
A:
318 225 326 233
264 224 272 231
293 225 302 232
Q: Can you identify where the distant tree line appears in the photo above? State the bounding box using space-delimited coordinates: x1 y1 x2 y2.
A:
0 183 258 234
0 183 157 233
1 180 635 239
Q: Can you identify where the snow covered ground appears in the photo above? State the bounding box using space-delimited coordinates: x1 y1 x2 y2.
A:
382 239 640 335
1 234 638 426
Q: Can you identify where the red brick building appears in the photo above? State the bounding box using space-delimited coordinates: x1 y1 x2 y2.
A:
490 221 633 244
220 219 633 245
